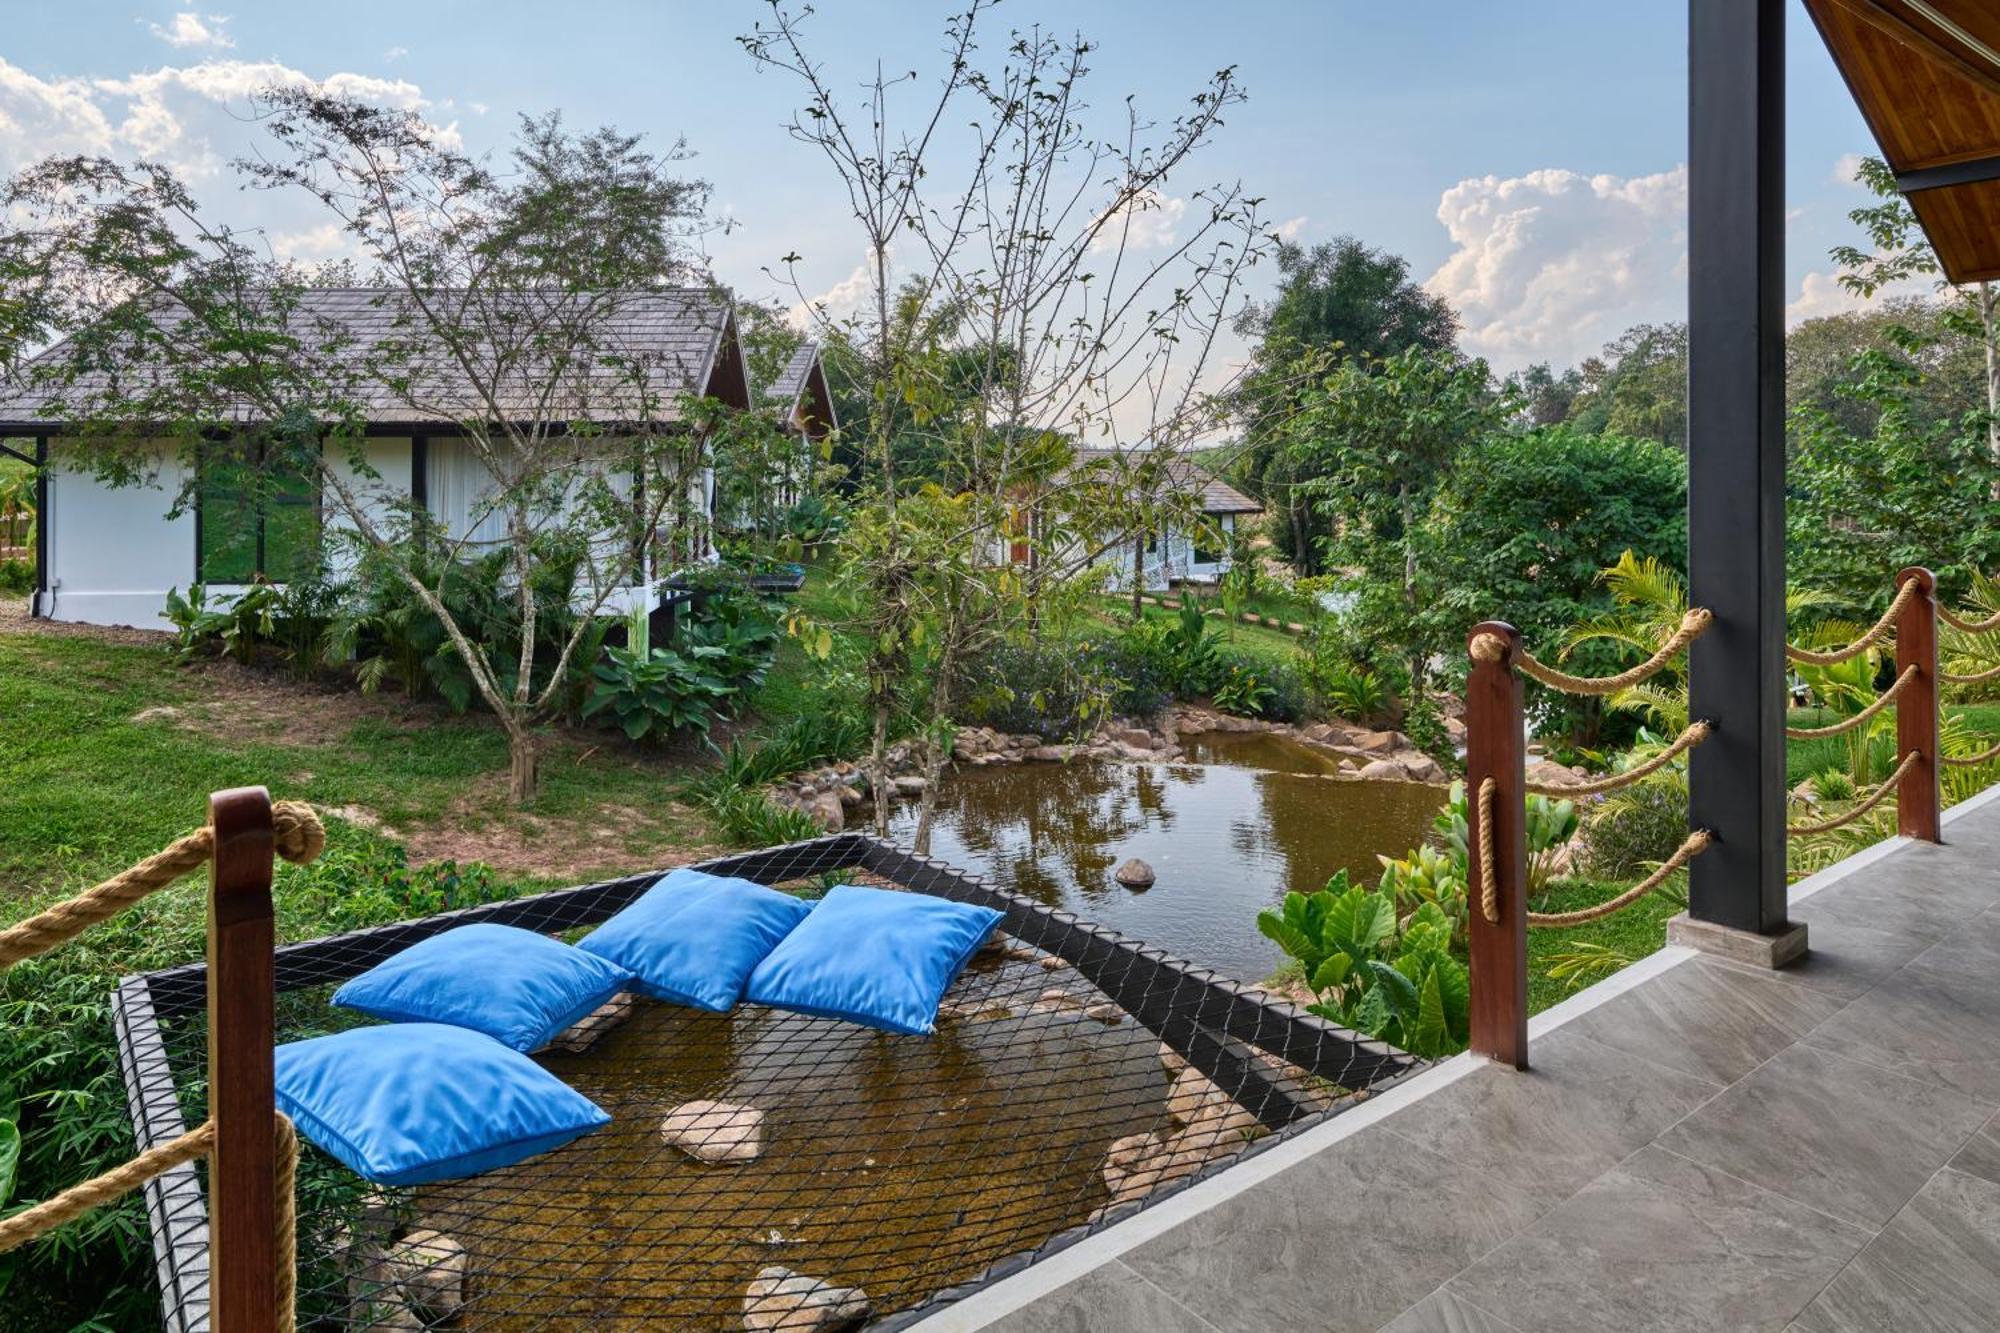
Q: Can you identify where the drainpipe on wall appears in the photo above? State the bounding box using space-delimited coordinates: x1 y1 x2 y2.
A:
32 436 48 620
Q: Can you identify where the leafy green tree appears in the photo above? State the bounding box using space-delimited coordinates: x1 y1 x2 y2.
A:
1788 334 2000 614
1230 237 1460 572
1565 322 1688 448
1286 346 1511 699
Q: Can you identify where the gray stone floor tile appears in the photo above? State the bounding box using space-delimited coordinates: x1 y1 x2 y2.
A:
1119 1126 1546 1333
981 1260 1221 1333
1801 941 2000 1105
1560 956 1848 1085
1445 1146 1870 1333
1377 1290 1523 1333
1734 914 1936 1003
1790 1167 2000 1333
1374 1027 1720 1210
1656 1044 1989 1229
1947 1111 2000 1186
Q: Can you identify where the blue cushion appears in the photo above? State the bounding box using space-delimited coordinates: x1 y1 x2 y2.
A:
332 923 633 1052
275 1024 610 1185
577 868 813 1011
744 885 1004 1035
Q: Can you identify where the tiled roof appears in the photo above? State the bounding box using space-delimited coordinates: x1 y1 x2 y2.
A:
0 286 739 429
1072 446 1262 515
762 341 820 412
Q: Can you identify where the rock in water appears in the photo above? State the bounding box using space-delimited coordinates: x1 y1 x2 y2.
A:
743 1266 871 1331
542 992 636 1054
806 791 845 833
1114 857 1156 889
380 1229 466 1317
659 1100 765 1164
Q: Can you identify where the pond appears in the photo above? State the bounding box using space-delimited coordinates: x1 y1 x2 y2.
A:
887 731 1447 984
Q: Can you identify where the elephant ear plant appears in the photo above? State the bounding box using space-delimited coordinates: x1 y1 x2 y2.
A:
1434 780 1580 902
1257 871 1470 1059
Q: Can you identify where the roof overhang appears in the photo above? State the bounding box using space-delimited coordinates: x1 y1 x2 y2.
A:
1805 0 2000 284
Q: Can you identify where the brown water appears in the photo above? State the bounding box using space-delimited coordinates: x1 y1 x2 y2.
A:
887 731 1447 983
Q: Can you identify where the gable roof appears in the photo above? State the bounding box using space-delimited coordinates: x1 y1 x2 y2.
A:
0 286 749 432
1072 446 1262 515
762 340 837 440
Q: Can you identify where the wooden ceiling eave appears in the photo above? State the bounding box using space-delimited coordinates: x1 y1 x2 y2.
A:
1804 0 2000 286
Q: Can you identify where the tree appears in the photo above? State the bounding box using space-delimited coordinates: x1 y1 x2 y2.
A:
1505 361 1585 427
1286 345 1512 697
1564 322 1688 448
742 2 1268 849
1426 429 1687 744
1832 152 1998 478
8 100 717 802
1229 237 1461 572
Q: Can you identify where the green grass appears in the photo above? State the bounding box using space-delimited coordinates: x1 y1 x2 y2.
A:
1784 700 2000 788
1095 600 1304 667
1526 878 1685 1013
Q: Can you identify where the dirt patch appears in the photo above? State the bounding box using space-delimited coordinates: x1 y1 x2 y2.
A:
167 658 441 749
397 772 727 880
0 596 175 647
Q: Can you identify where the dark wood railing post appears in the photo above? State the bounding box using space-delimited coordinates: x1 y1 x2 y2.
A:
1896 567 1942 843
207 787 278 1331
1466 622 1529 1070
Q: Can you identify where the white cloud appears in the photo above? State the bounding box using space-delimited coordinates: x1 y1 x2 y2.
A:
0 58 117 161
148 12 234 50
383 46 409 62
1274 215 1308 242
1786 265 1931 325
1091 189 1187 254
1425 165 1688 372
787 258 875 330
1831 152 1868 189
270 221 349 260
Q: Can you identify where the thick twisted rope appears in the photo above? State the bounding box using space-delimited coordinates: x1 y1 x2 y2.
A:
1784 665 1918 739
1525 722 1711 797
1943 739 2000 768
1472 608 1711 696
1940 604 2000 636
1786 577 1916 666
1476 777 1499 925
1941 661 2000 686
1787 750 1920 835
0 801 324 969
276 1112 297 1330
0 1120 215 1254
1525 831 1713 928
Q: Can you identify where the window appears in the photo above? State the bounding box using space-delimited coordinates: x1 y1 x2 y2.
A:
1192 515 1228 565
198 441 321 583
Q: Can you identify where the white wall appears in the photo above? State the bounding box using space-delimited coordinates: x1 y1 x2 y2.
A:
325 437 411 578
41 443 194 629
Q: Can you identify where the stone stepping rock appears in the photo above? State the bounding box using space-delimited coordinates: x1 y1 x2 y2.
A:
660 1100 765 1164
743 1265 871 1331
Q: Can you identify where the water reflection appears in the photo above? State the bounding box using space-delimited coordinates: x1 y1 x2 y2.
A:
888 732 1445 982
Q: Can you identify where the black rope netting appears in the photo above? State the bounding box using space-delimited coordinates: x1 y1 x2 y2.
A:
115 835 1418 1331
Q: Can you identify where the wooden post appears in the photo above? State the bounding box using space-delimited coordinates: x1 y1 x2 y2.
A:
207 787 278 1331
1465 622 1529 1070
1896 567 1942 842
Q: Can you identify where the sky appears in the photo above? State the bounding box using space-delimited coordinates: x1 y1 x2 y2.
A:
0 1 1922 380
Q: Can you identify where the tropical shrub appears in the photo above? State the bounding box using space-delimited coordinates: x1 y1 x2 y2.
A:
1375 843 1468 944
1433 780 1580 899
1580 773 1690 881
1210 660 1278 718
1257 871 1469 1059
0 558 31 595
584 642 735 743
953 636 1120 739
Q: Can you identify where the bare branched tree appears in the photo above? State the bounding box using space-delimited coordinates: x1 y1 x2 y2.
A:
742 2 1271 848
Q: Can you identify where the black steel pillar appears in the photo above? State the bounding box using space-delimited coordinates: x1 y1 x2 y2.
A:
1687 0 1788 934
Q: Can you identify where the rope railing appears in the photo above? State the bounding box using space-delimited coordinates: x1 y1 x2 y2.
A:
1783 663 1919 740
0 795 321 1332
1472 607 1711 696
1524 721 1711 797
1940 604 2000 636
1943 739 2000 768
1941 661 2000 686
1785 575 1917 666
1526 831 1713 928
1786 749 1920 836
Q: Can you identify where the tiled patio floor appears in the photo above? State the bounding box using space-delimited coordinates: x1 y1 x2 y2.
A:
920 789 2000 1333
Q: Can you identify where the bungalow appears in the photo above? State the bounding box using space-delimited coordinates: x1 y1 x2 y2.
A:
761 339 838 508
1006 446 1262 593
0 287 755 629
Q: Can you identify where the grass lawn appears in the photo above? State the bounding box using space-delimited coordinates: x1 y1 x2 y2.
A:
0 604 730 903
1094 599 1304 666
1786 699 2000 788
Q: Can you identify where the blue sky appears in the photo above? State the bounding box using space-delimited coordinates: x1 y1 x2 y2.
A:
1 2 1905 374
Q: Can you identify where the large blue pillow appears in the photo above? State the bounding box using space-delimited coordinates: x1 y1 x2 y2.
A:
577 868 813 1011
332 923 633 1052
275 1024 610 1186
744 884 1004 1035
